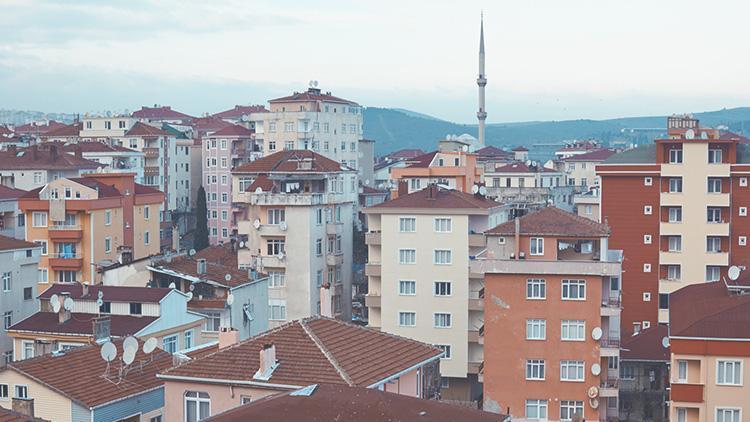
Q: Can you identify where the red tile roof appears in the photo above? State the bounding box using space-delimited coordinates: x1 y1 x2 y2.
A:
20 176 123 200
162 317 442 387
205 384 505 422
233 150 349 174
151 244 252 288
402 151 437 168
211 105 269 119
670 281 750 339
134 183 163 195
124 122 170 137
61 141 136 154
0 235 36 252
511 146 528 152
206 124 254 138
621 324 670 362
0 185 27 201
8 339 173 408
561 148 616 162
385 148 425 160
38 283 171 303
40 123 81 138
486 206 610 237
492 162 558 173
14 121 66 136
132 106 193 121
0 125 13 138
476 145 512 158
8 312 157 337
0 146 102 170
247 175 273 192
369 185 498 210
0 407 48 422
269 88 358 106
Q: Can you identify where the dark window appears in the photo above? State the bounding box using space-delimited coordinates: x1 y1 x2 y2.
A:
25 249 32 258
100 301 111 314
23 288 32 301
659 294 669 310
129 303 142 315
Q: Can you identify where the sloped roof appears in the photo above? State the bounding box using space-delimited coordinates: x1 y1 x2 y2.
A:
368 185 498 210
8 312 157 337
385 148 425 160
0 407 48 422
41 123 81 138
269 89 358 106
190 116 234 136
601 145 657 164
621 324 669 362
0 146 102 170
233 150 349 174
476 145 511 158
0 235 36 252
132 106 193 121
511 146 528 152
0 185 27 201
670 281 750 339
0 125 13 138
212 105 269 119
124 122 170 137
38 283 171 303
402 151 437 168
14 121 66 136
486 206 610 237
561 148 616 162
247 175 273 192
162 317 441 387
207 124 254 138
150 244 253 288
492 162 558 173
62 141 136 154
8 339 172 408
204 384 505 422
134 183 163 195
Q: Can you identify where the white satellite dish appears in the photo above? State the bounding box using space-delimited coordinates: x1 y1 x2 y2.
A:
589 397 599 409
188 284 195 292
253 219 261 230
662 336 670 349
168 282 176 289
96 298 103 307
188 249 196 256
50 294 61 313
525 160 532 166
186 292 193 300
479 186 487 196
63 297 74 311
97 290 104 300
239 241 245 248
728 265 741 281
225 274 232 282
685 129 695 139
226 293 235 306
123 336 138 355
279 221 288 231
591 327 603 341
143 338 158 354
313 80 318 87
591 363 601 376
100 341 117 362
255 187 263 194
278 252 286 260
472 185 480 194
365 179 370 185
122 348 136 365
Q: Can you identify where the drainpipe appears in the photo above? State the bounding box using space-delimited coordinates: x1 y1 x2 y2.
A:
514 217 520 260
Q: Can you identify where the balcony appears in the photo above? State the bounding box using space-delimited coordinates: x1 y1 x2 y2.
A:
326 222 343 235
326 253 344 266
144 166 160 176
259 255 286 268
468 361 482 374
249 192 324 206
671 383 703 403
258 224 287 237
599 378 619 397
468 288 484 311
469 234 485 248
48 224 82 240
478 324 484 345
365 231 381 245
143 147 159 158
365 294 381 308
601 294 621 317
48 253 83 270
468 329 480 343
365 263 381 277
471 259 621 277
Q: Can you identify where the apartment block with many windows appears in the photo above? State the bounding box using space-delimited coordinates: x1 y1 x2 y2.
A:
232 150 356 327
598 115 750 334
472 207 623 420
364 184 502 402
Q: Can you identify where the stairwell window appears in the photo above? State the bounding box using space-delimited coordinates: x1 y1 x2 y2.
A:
530 238 544 255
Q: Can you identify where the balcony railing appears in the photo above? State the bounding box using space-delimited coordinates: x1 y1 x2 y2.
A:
600 337 621 348
143 147 159 158
601 294 621 307
49 224 81 231
601 378 619 389
48 253 82 259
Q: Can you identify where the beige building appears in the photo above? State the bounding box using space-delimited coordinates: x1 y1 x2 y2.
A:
79 115 136 140
364 185 502 401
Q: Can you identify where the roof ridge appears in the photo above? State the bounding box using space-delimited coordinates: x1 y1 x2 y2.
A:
300 318 355 386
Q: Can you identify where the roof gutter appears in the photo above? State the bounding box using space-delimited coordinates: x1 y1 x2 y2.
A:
90 385 164 410
155 373 303 390
670 336 750 342
366 353 443 389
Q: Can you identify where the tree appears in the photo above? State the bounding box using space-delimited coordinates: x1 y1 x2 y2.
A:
195 185 209 251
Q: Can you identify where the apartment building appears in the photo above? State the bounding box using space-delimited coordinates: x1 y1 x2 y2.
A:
597 115 750 333
39 122 81 144
233 150 356 326
0 186 27 239
555 140 602 160
202 124 261 244
557 148 615 187
389 139 483 197
18 173 163 290
61 141 144 180
211 104 269 128
472 207 623 420
0 236 41 366
364 185 502 402
132 105 194 124
79 115 136 140
619 324 669 422
668 279 750 422
0 145 103 191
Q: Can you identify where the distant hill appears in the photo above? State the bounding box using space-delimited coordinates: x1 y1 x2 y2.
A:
364 107 750 155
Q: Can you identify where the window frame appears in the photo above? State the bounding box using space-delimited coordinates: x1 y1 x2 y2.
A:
398 311 416 327
716 360 743 386
526 279 546 300
526 319 546 340
530 237 544 256
399 280 416 296
560 360 585 382
525 359 546 381
561 320 586 341
398 217 416 233
561 280 586 301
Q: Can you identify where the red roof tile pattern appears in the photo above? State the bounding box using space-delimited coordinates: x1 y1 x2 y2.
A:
511 146 528 151
40 123 81 138
162 317 441 387
190 117 233 135
0 146 102 170
561 148 616 162
402 151 437 168
62 141 137 154
151 245 252 288
38 283 171 303
205 384 505 422
8 312 157 337
385 148 425 160
0 407 48 422
9 339 173 408
0 235 36 252
21 177 123 200
233 150 349 174
476 145 512 158
486 206 610 237
269 88 358 106
124 122 170 137
247 175 273 192
211 105 269 119
670 281 750 339
206 124 254 138
719 131 750 143
0 185 27 201
134 183 163 195
492 162 558 173
369 185 498 210
0 125 13 138
14 121 66 137
132 106 193 121
621 324 670 362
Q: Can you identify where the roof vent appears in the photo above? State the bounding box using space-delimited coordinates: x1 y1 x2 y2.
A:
253 343 279 380
197 258 207 275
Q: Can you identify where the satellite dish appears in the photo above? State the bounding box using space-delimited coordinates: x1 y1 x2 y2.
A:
479 186 487 196
591 327 603 340
314 80 318 87
63 297 74 311
188 284 195 292
462 145 469 152
587 385 599 398
685 129 695 139
225 274 232 282
96 298 103 307
100 341 117 362
50 294 61 313
122 348 136 365
188 249 196 256
168 282 176 289
728 265 741 281
278 252 286 260
226 294 235 306
253 219 261 229
662 336 670 348
255 187 263 194
591 363 601 376
279 221 288 231
365 179 370 185
239 241 245 248
186 292 193 300
472 185 480 194
143 338 158 354
166 256 172 263
589 397 599 409
97 290 104 300
123 336 138 354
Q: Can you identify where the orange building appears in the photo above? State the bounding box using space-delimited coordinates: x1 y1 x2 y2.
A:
472 207 623 420
19 173 163 291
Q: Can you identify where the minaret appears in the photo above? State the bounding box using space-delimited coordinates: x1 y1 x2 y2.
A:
476 13 487 146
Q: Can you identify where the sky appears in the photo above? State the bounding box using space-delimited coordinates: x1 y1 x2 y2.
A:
2 0 750 123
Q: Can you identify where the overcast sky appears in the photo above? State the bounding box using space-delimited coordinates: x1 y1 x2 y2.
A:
2 0 749 123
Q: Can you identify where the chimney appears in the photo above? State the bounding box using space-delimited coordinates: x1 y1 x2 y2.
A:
31 145 38 160
320 283 333 317
49 145 58 161
196 258 206 275
254 343 278 380
12 398 34 418
514 217 521 260
397 180 408 198
7 144 16 155
58 292 72 324
81 282 89 298
74 144 82 159
218 327 239 349
426 184 438 200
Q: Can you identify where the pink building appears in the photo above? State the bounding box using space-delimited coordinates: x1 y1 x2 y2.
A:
201 124 261 244
158 316 442 421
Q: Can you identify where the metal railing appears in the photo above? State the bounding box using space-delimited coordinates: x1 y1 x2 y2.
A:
48 253 82 259
601 294 621 307
600 337 621 348
601 377 619 388
49 224 81 231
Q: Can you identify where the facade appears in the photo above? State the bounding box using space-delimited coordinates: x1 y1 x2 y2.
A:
364 185 502 402
39 122 81 144
0 186 27 239
619 324 669 422
558 148 616 187
358 138 376 187
19 174 163 290
573 187 601 222
233 150 356 326
473 207 623 420
0 236 41 367
79 115 136 140
61 141 144 181
158 316 443 421
0 145 103 191
597 115 748 334
201 124 261 245
555 140 602 160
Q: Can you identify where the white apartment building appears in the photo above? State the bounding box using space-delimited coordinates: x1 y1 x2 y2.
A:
79 115 137 140
233 150 356 326
364 184 502 401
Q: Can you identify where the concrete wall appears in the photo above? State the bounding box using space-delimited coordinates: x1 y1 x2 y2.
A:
0 247 41 365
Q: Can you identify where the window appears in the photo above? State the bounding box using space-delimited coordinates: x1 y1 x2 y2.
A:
399 249 416 264
644 234 652 244
202 311 221 332
677 360 688 382
643 292 651 301
530 238 544 255
526 359 545 380
267 209 285 225
709 148 723 163
707 236 722 252
433 313 451 328
266 239 285 256
409 178 421 191
221 211 228 221
560 400 584 421
129 303 142 315
561 320 585 341
668 236 682 252
526 319 546 340
100 301 111 314
184 391 210 422
269 271 285 288
32 212 47 227
0 384 7 399
23 287 32 301
434 281 451 296
561 280 585 300
668 207 682 222
269 302 287 320
644 205 652 215
669 178 683 193
644 263 652 273
708 178 723 193
33 172 43 184
621 364 635 380
2 311 11 330
14 385 27 399
525 399 548 420
2 272 10 292
399 312 416 326
667 265 681 281
399 280 416 295
742 177 749 187
434 218 452 232
144 205 150 220
717 360 742 385
526 279 546 299
144 231 150 245
659 293 669 310
669 148 683 163
644 177 653 186
560 361 585 381
741 207 748 217
163 334 178 354
104 237 111 253
399 217 416 232
741 236 748 246
150 416 162 422
716 409 741 422
706 266 721 282
708 207 722 223
21 341 33 359
315 238 322 256
104 209 112 225
433 249 452 265
434 344 451 360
